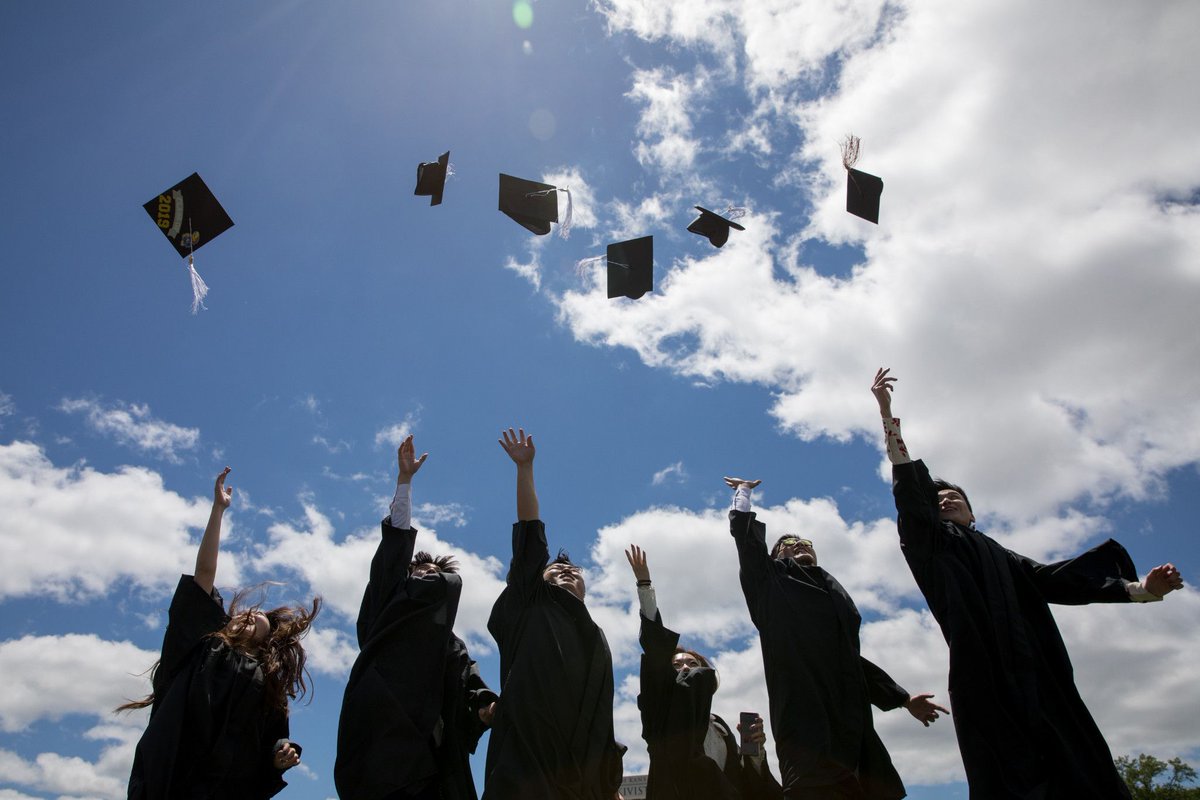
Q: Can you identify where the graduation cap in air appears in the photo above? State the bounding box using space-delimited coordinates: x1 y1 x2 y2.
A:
841 135 883 224
607 236 653 300
414 151 450 206
498 173 573 238
143 172 234 313
687 206 746 248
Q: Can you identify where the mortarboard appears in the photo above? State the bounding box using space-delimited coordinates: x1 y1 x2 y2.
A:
841 135 883 224
414 151 450 206
498 173 572 238
143 172 234 313
143 172 234 258
687 206 746 248
607 236 653 300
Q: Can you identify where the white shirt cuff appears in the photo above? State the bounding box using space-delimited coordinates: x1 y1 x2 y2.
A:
732 486 753 513
389 482 412 529
637 584 658 620
1127 580 1163 602
883 417 912 465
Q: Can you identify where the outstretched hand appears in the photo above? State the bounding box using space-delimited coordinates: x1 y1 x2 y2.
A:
625 545 651 583
723 476 761 490
397 434 429 483
499 427 536 466
1144 563 1184 597
478 701 497 726
214 467 233 510
872 367 896 418
904 693 949 727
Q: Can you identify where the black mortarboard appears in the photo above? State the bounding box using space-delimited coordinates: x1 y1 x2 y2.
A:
499 173 560 236
846 168 883 224
414 151 449 206
840 135 883 224
607 236 653 300
143 172 234 258
687 206 746 248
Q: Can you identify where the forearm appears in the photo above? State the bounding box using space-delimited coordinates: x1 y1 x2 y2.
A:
882 416 912 465
193 502 225 594
515 463 539 521
389 481 412 529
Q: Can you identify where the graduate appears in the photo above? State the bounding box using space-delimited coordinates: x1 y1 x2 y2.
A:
482 428 626 800
725 476 946 800
871 367 1185 799
625 543 783 800
121 468 320 800
335 435 497 800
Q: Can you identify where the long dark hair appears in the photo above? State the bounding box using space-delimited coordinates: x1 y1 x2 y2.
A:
117 589 321 714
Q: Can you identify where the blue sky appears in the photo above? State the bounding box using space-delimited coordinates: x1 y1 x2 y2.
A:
2 1 1199 798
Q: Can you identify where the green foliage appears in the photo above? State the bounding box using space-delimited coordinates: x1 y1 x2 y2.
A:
1115 753 1200 800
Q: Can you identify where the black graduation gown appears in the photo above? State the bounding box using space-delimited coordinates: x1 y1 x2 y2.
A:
637 610 784 800
730 511 909 800
128 575 292 800
336 520 496 800
483 520 626 800
892 459 1136 800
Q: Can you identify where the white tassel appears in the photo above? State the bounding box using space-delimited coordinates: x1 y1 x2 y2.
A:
841 134 861 170
574 254 605 280
724 206 748 220
558 188 573 240
187 253 209 314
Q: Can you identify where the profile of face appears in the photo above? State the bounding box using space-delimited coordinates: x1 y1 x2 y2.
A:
937 488 974 527
230 610 271 644
543 562 586 601
775 536 817 566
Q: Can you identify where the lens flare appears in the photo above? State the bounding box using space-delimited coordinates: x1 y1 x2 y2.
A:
513 0 533 29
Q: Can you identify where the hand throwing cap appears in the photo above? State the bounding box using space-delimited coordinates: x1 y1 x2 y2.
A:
143 172 234 257
687 206 745 248
415 151 450 206
499 173 560 235
607 236 653 300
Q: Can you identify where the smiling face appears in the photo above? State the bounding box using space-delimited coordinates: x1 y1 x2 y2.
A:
410 562 441 579
773 535 817 566
937 488 975 527
543 562 586 601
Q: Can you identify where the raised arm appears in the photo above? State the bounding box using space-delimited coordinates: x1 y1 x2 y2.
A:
193 467 232 595
499 427 538 521
389 433 428 530
725 477 773 613
872 367 910 465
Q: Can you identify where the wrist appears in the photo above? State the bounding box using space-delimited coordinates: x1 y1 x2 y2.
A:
396 475 413 485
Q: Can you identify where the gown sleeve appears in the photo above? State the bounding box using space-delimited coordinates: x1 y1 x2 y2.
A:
507 519 551 599
154 575 229 699
859 656 910 711
356 519 419 647
891 459 943 563
729 510 773 624
1016 538 1137 605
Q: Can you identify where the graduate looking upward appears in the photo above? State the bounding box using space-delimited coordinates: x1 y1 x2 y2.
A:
871 367 1184 800
625 543 783 800
725 476 947 800
483 428 626 800
335 434 497 800
121 468 320 800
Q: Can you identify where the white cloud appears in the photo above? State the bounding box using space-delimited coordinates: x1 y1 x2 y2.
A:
373 412 420 450
414 502 469 528
0 634 155 733
557 0 1200 527
312 435 351 454
650 461 687 486
58 398 199 464
0 392 14 420
627 67 708 176
0 442 246 601
0 635 151 800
